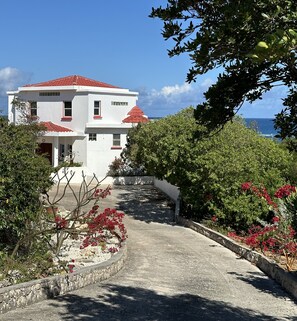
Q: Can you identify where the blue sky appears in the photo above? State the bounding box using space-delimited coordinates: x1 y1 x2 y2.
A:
0 0 286 118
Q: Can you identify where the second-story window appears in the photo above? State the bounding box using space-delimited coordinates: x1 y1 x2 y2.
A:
94 101 101 117
30 101 37 117
64 101 72 117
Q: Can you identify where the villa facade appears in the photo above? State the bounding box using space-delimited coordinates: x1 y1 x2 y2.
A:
7 75 148 179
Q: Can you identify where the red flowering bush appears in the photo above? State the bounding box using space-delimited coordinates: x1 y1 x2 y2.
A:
80 206 127 250
274 185 296 199
54 215 68 229
228 216 297 271
93 187 112 199
241 182 253 191
227 182 297 270
241 182 278 209
39 175 128 276
242 181 297 232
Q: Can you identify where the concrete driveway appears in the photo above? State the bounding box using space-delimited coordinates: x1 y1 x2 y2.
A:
1 185 297 320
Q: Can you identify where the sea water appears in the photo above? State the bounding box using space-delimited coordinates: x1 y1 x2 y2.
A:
245 118 277 137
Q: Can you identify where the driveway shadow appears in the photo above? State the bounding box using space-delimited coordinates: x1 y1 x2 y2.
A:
50 284 290 321
228 271 297 302
114 186 176 225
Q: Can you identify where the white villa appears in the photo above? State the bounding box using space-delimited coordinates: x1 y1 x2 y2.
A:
7 75 148 180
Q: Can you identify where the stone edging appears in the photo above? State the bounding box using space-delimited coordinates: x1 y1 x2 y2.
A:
177 217 297 300
0 244 127 314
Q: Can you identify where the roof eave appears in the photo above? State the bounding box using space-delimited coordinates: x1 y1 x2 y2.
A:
17 85 138 96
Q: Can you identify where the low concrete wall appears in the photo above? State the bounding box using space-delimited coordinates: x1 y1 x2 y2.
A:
112 176 154 185
0 244 127 314
177 217 297 300
51 167 94 184
154 179 180 201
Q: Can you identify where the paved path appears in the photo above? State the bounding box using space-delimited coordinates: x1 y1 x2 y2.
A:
1 186 297 320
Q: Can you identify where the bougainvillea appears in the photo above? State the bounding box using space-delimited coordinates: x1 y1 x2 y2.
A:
54 215 68 229
230 182 297 270
241 182 278 209
228 216 297 271
44 182 127 274
80 206 127 250
274 185 296 199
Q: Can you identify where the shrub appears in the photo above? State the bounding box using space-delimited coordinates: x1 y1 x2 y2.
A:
124 108 292 229
0 119 53 253
107 157 147 176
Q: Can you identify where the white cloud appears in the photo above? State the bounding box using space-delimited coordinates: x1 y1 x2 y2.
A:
137 77 288 119
137 81 211 117
0 67 31 97
200 77 215 90
158 83 192 96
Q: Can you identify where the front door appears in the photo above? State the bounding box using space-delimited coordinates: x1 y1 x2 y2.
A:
38 143 53 165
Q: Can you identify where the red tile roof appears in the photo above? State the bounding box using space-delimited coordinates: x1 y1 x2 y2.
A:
24 75 120 89
127 106 145 116
40 121 73 132
123 106 149 123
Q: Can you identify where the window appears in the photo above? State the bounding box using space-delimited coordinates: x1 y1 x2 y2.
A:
30 101 37 117
89 133 97 141
67 144 73 162
67 144 72 155
39 92 60 96
94 101 101 117
64 101 72 117
59 144 65 161
59 144 73 162
112 134 121 146
111 101 128 106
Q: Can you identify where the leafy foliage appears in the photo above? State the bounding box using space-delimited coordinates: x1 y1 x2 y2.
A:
0 118 53 253
229 182 297 271
107 156 147 177
124 108 291 229
150 1 297 141
0 117 128 283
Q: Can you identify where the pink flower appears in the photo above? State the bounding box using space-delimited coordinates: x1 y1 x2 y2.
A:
274 185 296 199
241 182 252 191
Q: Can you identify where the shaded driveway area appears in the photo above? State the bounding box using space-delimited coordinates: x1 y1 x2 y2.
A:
2 185 297 320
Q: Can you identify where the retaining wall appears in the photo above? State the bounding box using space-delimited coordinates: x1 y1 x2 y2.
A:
153 179 180 201
112 176 154 185
0 244 127 314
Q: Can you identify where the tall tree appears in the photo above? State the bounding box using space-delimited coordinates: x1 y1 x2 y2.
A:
150 0 297 139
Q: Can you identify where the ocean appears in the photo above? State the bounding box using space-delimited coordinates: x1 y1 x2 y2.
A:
245 118 277 137
0 114 277 137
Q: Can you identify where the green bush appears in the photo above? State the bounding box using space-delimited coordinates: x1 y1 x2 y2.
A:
0 118 53 254
124 109 292 230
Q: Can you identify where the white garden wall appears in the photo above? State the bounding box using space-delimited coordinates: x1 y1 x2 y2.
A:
153 179 180 201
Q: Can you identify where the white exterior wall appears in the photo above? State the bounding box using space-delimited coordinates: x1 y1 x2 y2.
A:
86 128 130 177
86 92 137 124
7 83 139 180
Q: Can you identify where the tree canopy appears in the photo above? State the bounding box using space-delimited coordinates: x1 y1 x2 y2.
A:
123 108 292 228
150 0 297 139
